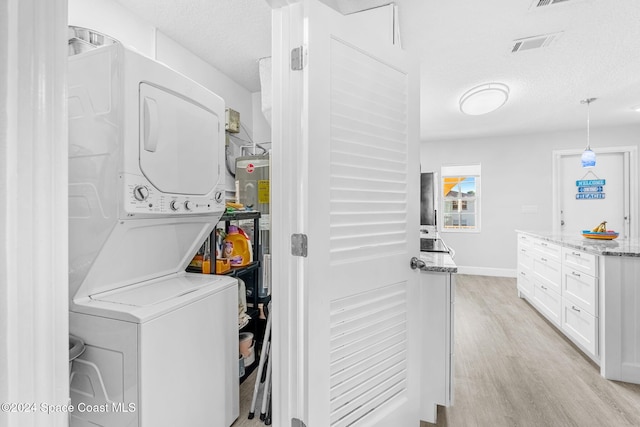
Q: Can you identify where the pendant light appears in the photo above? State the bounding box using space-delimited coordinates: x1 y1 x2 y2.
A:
581 98 597 168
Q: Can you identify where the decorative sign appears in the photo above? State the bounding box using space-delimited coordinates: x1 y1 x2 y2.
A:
576 176 605 200
576 179 605 186
578 186 604 193
576 193 606 200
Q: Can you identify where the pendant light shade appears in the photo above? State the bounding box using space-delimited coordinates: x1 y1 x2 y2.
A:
581 98 597 168
581 148 596 168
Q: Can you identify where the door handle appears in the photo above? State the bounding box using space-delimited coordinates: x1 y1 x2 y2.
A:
410 256 426 270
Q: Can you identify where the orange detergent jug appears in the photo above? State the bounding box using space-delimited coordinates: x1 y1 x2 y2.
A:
223 225 252 267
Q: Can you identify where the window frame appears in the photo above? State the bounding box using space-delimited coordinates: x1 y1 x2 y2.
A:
439 164 481 233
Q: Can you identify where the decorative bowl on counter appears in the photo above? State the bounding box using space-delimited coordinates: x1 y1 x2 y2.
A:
581 230 619 240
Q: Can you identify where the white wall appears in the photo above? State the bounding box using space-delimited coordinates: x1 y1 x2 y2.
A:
252 91 272 148
420 124 640 276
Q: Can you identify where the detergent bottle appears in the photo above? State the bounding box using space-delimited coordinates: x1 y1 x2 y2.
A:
223 225 252 267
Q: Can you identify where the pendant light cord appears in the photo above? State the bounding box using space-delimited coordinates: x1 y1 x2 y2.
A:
581 97 596 150
586 100 591 150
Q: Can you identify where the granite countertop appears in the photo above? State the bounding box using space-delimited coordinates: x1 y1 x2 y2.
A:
419 251 458 273
517 230 640 257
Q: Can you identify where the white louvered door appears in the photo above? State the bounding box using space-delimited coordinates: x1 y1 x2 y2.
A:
272 1 421 426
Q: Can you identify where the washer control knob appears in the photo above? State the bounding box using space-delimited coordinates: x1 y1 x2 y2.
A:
214 191 223 203
170 200 180 211
133 185 149 201
184 200 194 211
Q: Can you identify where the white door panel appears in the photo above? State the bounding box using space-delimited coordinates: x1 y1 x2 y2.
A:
272 1 420 426
559 152 628 236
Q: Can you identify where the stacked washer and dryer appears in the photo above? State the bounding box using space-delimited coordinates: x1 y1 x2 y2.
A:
67 27 238 426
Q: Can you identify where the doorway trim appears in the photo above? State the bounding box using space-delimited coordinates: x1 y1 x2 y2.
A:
552 146 638 238
1 0 69 423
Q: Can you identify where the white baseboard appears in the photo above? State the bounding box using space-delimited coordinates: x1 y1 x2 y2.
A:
455 266 517 278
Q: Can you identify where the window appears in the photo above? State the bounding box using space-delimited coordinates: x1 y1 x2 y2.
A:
441 164 480 232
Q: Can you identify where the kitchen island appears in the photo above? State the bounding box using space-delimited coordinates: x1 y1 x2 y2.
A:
418 246 457 423
517 230 640 384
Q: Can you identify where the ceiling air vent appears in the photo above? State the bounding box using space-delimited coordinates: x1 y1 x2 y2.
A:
536 0 571 7
510 32 562 53
530 0 588 8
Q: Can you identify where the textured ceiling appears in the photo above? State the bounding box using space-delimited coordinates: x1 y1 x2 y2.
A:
113 0 272 92
113 0 640 141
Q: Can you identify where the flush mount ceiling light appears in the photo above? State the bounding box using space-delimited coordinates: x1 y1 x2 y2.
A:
581 98 597 168
459 83 510 115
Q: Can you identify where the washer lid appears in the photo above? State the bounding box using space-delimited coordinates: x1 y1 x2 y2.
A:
92 274 224 307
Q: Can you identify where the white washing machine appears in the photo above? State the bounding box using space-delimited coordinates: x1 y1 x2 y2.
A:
67 27 238 427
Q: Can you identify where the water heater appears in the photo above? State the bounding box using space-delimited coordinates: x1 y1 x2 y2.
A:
235 154 270 214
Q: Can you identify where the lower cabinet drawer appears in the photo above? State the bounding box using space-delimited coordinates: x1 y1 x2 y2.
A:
517 268 534 299
518 244 534 270
562 268 598 316
532 281 561 327
533 256 561 294
561 298 598 357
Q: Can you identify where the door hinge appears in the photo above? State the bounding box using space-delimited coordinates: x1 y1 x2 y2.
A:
291 233 308 257
291 46 305 71
292 418 307 427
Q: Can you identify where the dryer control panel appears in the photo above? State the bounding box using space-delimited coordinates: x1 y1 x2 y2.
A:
122 174 224 216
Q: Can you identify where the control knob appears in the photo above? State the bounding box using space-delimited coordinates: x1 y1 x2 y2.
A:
184 200 194 211
170 200 180 211
214 191 223 203
133 185 149 201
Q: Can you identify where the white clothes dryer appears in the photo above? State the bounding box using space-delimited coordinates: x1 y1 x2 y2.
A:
67 27 238 427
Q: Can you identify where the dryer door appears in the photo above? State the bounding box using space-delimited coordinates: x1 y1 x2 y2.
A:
139 83 220 195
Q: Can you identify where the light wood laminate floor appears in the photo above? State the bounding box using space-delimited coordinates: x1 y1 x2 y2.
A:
424 274 640 427
234 274 640 426
233 367 267 427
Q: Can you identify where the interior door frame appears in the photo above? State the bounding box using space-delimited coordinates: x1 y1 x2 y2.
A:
552 146 638 238
1 0 69 424
271 2 306 426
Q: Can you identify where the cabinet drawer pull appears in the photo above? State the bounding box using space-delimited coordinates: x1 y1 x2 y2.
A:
571 271 581 278
520 271 526 276
571 305 581 313
541 242 548 247
572 251 582 257
541 285 548 291
541 257 548 262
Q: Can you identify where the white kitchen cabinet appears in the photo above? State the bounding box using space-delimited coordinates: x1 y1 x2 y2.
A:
562 247 598 277
560 247 599 359
532 239 562 262
561 298 598 356
532 249 562 294
519 234 598 359
517 236 534 298
527 235 563 327
419 270 455 424
517 231 640 384
562 266 598 317
531 279 562 326
517 268 534 299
